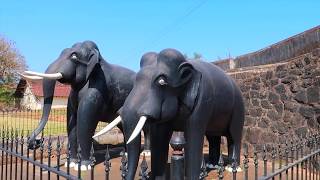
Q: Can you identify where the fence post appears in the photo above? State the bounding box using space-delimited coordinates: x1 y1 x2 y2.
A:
90 144 95 180
253 147 258 180
104 145 111 180
218 154 224 180
169 131 185 180
139 153 149 180
120 150 128 180
199 157 208 180
243 145 249 180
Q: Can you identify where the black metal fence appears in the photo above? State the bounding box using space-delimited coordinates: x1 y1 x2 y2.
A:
0 125 319 179
0 109 108 136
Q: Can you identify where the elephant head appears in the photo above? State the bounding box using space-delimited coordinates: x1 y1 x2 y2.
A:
22 41 102 146
95 49 201 179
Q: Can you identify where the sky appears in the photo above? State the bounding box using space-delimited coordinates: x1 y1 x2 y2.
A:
0 1 319 72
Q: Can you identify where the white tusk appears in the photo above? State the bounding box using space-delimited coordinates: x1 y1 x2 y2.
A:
24 71 63 79
127 116 147 144
17 72 43 80
92 116 122 138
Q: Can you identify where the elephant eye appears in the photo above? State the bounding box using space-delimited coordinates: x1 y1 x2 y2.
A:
70 53 78 60
158 77 167 86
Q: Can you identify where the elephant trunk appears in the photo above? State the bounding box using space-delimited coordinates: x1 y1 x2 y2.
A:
28 79 56 147
123 118 142 180
27 61 61 148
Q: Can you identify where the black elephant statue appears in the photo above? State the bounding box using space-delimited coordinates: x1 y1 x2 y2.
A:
96 48 245 179
20 41 151 171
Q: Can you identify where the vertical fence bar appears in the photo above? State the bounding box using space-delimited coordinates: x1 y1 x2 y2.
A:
301 138 304 180
66 143 71 176
1 128 4 180
20 131 24 180
271 146 275 180
139 154 149 180
305 137 308 180
120 151 127 180
200 157 208 180
10 129 14 180
243 145 249 180
290 140 294 180
32 138 36 180
26 132 30 180
5 130 9 180
39 138 44 180
285 141 289 180
263 145 267 177
232 158 238 180
90 144 95 180
218 154 224 180
254 147 258 180
56 137 61 180
47 136 52 180
104 145 110 180
14 130 18 180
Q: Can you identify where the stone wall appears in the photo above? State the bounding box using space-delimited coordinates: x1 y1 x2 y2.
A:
228 48 320 151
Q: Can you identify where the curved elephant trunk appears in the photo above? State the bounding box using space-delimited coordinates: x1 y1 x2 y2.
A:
28 79 56 146
122 117 142 180
27 60 61 148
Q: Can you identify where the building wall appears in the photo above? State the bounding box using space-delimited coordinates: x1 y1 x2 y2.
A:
20 86 41 110
38 97 68 109
228 49 320 152
20 86 68 110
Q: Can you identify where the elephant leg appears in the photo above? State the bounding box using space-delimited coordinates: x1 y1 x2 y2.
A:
76 89 103 169
205 134 221 167
185 124 205 180
150 123 172 179
227 100 245 166
64 100 78 167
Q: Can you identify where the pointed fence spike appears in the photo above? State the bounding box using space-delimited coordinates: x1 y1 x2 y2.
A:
199 156 208 180
104 145 111 179
139 153 149 180
262 145 267 176
254 147 258 179
231 157 238 180
218 154 224 180
120 150 128 179
243 145 249 180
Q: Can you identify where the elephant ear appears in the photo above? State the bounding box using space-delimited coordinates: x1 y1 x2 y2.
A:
178 62 202 112
86 49 101 80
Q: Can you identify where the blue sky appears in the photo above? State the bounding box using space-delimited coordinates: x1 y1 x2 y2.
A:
1 1 319 72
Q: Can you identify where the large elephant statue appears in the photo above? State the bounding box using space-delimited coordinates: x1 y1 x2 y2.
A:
96 48 245 179
20 41 145 170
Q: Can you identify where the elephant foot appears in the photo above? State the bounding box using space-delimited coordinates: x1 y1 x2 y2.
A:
64 159 77 168
225 165 242 172
74 164 92 171
142 150 151 156
74 160 92 171
206 163 219 170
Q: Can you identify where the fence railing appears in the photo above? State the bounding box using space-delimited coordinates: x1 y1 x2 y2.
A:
0 109 108 136
0 127 319 179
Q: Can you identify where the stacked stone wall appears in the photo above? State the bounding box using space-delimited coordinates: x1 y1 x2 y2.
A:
228 48 320 152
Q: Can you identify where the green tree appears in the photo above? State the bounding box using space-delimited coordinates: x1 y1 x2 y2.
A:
0 36 27 107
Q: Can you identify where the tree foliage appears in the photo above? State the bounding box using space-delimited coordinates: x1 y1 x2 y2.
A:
0 36 27 107
0 36 27 85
